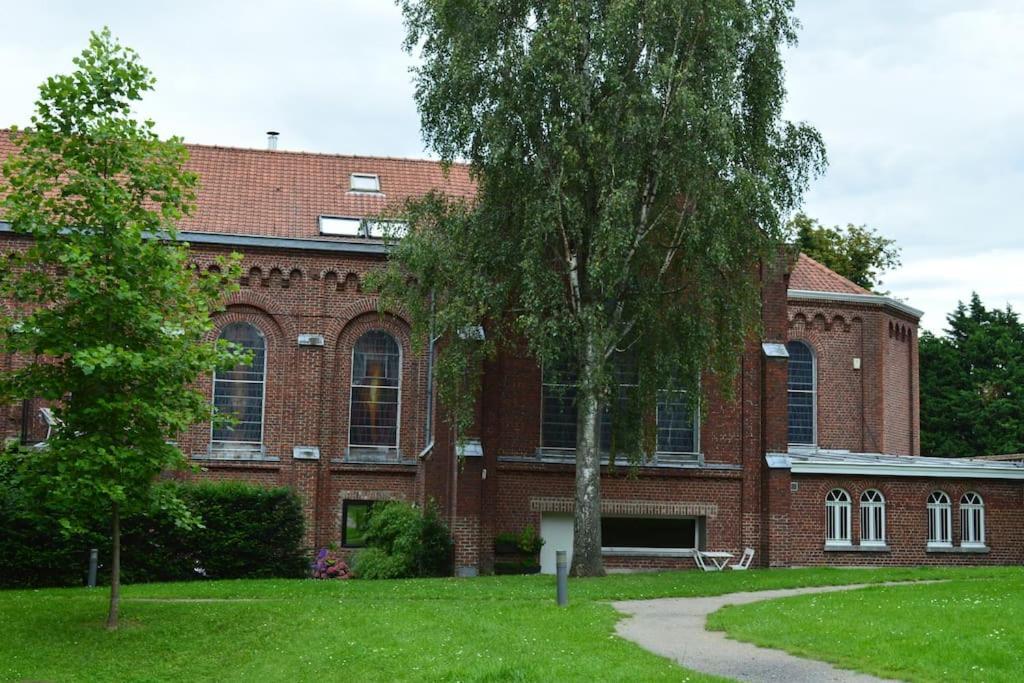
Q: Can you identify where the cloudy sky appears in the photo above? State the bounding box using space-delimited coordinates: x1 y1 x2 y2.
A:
1 1 1021 332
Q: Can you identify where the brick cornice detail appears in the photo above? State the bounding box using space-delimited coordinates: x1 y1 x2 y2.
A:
529 497 718 519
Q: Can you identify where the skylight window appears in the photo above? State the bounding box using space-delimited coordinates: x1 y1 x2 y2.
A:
350 173 380 193
319 216 362 236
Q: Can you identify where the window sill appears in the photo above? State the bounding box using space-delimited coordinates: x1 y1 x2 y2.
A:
927 545 990 554
601 547 695 558
193 454 280 463
824 544 890 553
531 449 703 468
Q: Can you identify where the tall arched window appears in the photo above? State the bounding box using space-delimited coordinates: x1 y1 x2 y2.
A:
212 322 266 454
825 489 851 545
786 341 816 446
350 331 401 451
860 490 886 546
927 491 952 547
960 492 985 547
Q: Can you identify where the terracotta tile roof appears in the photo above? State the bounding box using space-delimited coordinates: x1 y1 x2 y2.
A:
0 130 475 241
789 252 873 295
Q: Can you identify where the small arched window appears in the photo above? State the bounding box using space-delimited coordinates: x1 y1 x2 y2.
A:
860 490 886 546
927 491 952 547
350 331 401 451
960 492 985 547
825 488 851 545
212 322 266 454
786 341 816 446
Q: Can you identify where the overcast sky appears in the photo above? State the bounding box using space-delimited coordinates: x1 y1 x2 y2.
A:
2 1 1021 332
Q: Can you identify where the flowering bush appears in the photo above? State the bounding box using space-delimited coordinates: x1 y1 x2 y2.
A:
312 547 351 580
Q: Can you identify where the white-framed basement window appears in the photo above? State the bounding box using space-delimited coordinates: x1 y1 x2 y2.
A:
211 322 267 456
825 488 852 546
927 491 953 547
960 492 985 547
859 489 886 546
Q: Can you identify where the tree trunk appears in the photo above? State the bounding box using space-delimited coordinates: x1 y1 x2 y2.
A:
106 502 121 631
571 330 605 577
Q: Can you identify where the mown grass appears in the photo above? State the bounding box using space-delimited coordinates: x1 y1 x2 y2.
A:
707 571 1024 683
2 566 1018 682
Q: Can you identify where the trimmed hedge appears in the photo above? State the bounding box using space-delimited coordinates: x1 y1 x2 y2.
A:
0 471 308 588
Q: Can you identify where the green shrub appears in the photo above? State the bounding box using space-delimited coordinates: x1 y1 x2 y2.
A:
0 459 308 587
352 500 452 579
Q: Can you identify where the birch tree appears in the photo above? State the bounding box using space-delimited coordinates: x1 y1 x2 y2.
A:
379 0 825 575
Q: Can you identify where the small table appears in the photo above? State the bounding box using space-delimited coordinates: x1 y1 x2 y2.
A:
700 551 734 571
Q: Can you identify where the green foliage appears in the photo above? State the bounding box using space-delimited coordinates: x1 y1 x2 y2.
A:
788 212 901 292
0 471 308 588
381 2 825 572
920 293 1024 457
0 28 246 619
351 500 453 579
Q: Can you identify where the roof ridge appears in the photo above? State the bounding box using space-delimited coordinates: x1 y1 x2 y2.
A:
183 141 471 167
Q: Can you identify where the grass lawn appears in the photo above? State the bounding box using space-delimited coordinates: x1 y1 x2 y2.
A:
707 571 1024 683
2 566 1018 682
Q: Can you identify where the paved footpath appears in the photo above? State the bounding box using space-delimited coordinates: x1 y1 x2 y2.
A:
614 583 915 682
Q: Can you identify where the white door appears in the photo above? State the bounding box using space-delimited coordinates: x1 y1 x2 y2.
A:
540 513 574 575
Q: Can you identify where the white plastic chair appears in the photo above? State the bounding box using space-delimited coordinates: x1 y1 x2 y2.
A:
730 547 755 570
693 551 716 572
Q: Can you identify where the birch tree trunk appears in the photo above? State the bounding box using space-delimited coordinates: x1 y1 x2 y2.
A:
571 328 606 577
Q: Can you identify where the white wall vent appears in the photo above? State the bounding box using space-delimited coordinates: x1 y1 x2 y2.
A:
293 446 321 460
298 333 325 347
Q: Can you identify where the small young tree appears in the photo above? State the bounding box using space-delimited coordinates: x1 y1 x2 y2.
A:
0 29 243 629
381 2 825 575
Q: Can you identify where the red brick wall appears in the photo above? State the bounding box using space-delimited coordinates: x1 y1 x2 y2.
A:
787 474 1024 566
787 302 919 456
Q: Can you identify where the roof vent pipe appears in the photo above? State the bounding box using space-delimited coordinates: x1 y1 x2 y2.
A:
266 131 279 151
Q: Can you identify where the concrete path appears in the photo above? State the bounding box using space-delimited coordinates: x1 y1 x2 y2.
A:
614 583 913 682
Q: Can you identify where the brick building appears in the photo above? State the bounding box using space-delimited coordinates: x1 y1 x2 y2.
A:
3 132 1023 573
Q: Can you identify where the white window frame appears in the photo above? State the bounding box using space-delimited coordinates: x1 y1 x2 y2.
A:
210 322 267 455
927 491 953 548
825 488 852 546
347 330 402 453
859 489 886 546
349 173 381 193
960 492 985 547
786 340 817 448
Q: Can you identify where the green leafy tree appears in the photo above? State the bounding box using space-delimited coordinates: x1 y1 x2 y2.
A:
920 294 1024 457
788 212 901 292
378 1 825 575
0 29 244 629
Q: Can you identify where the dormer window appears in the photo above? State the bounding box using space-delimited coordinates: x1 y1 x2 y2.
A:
350 173 380 193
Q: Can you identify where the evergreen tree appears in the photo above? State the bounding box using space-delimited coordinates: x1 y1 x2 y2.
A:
920 294 1024 457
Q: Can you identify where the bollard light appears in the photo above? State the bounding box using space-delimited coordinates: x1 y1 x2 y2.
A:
555 550 568 606
87 548 98 588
